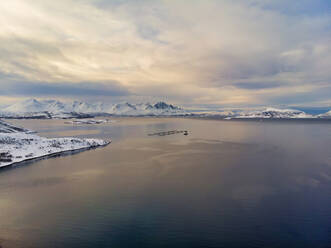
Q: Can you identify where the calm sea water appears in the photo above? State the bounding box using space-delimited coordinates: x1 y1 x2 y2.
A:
0 118 330 248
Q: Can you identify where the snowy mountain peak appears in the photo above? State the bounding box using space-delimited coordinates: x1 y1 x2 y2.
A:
153 102 179 110
4 98 45 113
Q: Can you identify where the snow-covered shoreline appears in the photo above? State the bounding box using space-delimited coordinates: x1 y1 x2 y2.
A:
0 120 110 168
64 119 113 125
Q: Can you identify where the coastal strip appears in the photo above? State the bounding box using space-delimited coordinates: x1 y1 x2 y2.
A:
0 120 110 169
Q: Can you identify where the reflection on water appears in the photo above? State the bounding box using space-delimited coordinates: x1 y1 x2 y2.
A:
0 118 331 248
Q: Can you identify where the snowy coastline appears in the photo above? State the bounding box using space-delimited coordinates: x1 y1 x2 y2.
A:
0 120 110 168
64 119 113 125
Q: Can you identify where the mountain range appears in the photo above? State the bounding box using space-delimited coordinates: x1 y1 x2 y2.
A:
234 108 313 119
0 99 188 118
0 99 330 119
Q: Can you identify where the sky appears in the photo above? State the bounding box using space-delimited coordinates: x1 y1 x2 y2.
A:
0 0 330 108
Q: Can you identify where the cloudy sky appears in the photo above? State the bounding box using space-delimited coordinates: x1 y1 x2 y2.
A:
0 0 330 107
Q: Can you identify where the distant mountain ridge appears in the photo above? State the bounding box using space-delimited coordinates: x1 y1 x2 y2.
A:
318 110 331 118
1 99 187 117
0 99 330 119
234 108 313 119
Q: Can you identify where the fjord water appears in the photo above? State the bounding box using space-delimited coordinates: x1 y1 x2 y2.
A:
0 118 330 248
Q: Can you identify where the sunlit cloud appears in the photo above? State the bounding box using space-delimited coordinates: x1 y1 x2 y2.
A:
0 0 330 106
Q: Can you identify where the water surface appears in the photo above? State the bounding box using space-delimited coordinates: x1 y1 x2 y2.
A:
0 118 330 248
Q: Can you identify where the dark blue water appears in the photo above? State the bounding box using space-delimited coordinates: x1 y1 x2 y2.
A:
0 118 330 248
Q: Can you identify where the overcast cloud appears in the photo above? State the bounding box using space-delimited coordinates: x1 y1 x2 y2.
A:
0 0 330 106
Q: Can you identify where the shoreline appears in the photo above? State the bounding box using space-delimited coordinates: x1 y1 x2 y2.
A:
0 140 110 170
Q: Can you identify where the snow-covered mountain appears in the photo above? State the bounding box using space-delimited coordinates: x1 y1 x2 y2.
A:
4 99 45 113
3 99 99 114
1 98 329 119
318 110 331 118
109 102 183 116
1 99 188 117
235 108 313 119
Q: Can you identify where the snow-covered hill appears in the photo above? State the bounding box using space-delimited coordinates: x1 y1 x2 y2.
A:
318 110 331 118
1 99 188 117
0 119 110 168
235 108 313 119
